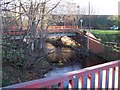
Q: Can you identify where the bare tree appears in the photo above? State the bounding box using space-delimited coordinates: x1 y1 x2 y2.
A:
2 0 61 69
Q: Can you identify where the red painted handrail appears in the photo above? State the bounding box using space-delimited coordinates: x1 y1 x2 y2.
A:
2 60 120 89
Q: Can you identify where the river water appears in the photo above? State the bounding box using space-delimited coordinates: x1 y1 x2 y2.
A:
44 37 106 88
44 64 81 77
44 64 82 88
44 56 105 88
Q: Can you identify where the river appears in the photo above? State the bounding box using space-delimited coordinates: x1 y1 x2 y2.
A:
44 37 106 88
44 56 105 88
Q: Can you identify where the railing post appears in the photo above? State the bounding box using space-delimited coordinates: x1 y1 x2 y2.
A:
95 71 100 89
102 69 108 89
58 82 64 90
118 61 120 90
112 67 115 89
87 74 92 89
68 79 74 90
114 66 118 89
108 68 113 89
78 76 83 89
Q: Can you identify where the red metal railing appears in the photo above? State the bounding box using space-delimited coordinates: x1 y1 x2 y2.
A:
48 26 78 29
4 26 79 35
3 60 120 89
47 26 79 33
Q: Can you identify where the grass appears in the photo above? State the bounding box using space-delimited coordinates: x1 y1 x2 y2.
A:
90 30 120 46
90 30 120 34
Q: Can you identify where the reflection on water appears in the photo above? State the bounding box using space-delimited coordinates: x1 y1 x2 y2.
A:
45 62 104 88
44 64 81 88
44 64 81 77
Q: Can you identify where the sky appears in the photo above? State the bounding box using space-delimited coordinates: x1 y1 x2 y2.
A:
2 0 120 15
50 0 120 15
75 0 119 15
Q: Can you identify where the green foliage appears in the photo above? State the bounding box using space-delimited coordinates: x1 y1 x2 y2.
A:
90 30 120 34
3 48 24 69
90 30 120 46
2 79 13 87
2 38 24 69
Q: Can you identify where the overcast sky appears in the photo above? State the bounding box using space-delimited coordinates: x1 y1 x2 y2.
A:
50 0 120 15
2 0 119 15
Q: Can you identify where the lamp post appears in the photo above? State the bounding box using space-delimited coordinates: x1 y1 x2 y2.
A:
80 19 83 31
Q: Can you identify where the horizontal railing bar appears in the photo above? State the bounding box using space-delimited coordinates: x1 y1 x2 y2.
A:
3 60 120 89
3 75 70 88
66 60 119 77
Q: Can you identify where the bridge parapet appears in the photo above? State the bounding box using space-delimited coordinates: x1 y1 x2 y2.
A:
47 26 79 33
4 26 79 35
48 26 78 29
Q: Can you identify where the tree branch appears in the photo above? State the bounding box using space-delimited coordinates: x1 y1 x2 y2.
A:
44 0 61 16
20 2 27 13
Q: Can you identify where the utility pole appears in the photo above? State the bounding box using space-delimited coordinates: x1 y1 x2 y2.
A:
86 0 91 67
87 1 91 50
118 1 120 30
0 1 3 87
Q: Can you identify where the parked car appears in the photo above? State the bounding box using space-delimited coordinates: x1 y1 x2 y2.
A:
110 25 118 30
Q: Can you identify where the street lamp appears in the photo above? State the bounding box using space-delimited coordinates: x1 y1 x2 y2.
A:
80 19 83 31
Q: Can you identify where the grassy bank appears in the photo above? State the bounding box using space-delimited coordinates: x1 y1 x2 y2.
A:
90 30 120 34
90 30 120 46
90 29 120 61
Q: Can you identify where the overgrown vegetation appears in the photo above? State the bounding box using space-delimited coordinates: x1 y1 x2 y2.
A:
1 0 61 86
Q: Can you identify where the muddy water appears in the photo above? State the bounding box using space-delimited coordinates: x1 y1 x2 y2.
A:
45 42 106 78
45 36 106 80
44 64 81 77
45 53 106 76
45 43 106 88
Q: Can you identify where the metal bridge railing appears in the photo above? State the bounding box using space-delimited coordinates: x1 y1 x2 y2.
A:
2 60 120 89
